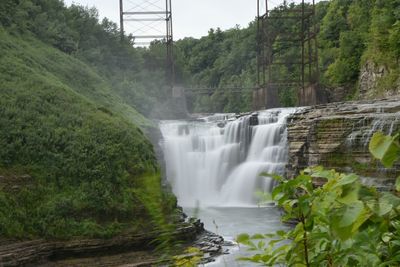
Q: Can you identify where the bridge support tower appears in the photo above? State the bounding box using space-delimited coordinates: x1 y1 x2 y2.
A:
255 0 321 110
119 0 175 90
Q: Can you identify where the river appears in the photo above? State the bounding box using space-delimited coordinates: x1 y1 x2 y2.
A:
184 206 285 266
160 109 296 266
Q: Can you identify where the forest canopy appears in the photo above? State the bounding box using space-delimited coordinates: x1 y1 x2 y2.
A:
175 0 400 113
1 0 399 114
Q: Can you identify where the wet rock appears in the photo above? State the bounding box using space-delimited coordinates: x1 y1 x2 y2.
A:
217 122 226 128
249 113 259 126
287 98 400 187
189 229 226 263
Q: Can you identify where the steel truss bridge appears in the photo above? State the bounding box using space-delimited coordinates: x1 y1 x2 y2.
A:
119 0 325 109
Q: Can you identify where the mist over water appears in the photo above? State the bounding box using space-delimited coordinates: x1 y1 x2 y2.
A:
160 108 297 208
160 109 297 265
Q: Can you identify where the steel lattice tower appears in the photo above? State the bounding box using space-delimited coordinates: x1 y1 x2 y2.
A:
119 0 174 88
255 0 320 109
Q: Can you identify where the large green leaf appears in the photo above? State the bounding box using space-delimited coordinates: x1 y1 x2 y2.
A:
369 132 400 168
311 168 336 180
339 187 359 204
236 233 250 244
331 201 370 240
339 182 360 204
334 174 359 188
250 233 265 239
339 201 365 227
380 192 400 212
396 176 400 192
378 198 393 216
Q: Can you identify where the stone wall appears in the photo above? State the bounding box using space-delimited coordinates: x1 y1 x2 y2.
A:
287 98 400 189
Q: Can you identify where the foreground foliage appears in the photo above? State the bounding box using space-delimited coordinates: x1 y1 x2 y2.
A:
173 247 203 267
237 132 400 266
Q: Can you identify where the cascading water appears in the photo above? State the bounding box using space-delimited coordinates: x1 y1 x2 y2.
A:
346 114 400 147
160 108 297 208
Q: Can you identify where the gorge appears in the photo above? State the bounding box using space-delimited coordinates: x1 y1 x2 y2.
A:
1 0 400 265
159 98 400 265
161 98 400 207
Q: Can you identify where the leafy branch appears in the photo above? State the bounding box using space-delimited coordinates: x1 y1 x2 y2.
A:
237 132 400 266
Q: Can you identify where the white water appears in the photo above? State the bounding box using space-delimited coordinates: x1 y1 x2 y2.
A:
160 108 297 208
346 113 400 147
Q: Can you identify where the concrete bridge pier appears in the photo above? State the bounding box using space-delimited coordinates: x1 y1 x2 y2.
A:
252 86 280 110
252 88 263 111
298 84 327 107
171 85 188 118
253 84 327 110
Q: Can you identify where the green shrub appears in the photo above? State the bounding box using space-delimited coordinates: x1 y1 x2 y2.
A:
238 132 400 266
0 27 176 239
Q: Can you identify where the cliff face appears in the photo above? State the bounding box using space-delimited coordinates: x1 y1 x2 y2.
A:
287 98 400 188
359 61 388 98
358 61 400 99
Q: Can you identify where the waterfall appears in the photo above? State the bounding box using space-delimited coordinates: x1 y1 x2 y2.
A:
346 113 400 147
160 108 297 208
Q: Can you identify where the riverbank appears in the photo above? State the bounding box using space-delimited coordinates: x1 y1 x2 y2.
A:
0 219 228 266
0 223 196 266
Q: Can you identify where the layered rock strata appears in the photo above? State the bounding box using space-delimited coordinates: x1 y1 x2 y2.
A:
0 221 205 267
287 98 400 188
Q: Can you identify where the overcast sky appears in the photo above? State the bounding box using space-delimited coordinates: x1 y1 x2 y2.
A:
63 0 318 40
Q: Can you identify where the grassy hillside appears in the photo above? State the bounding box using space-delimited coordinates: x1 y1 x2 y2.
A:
0 28 176 239
0 0 177 119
